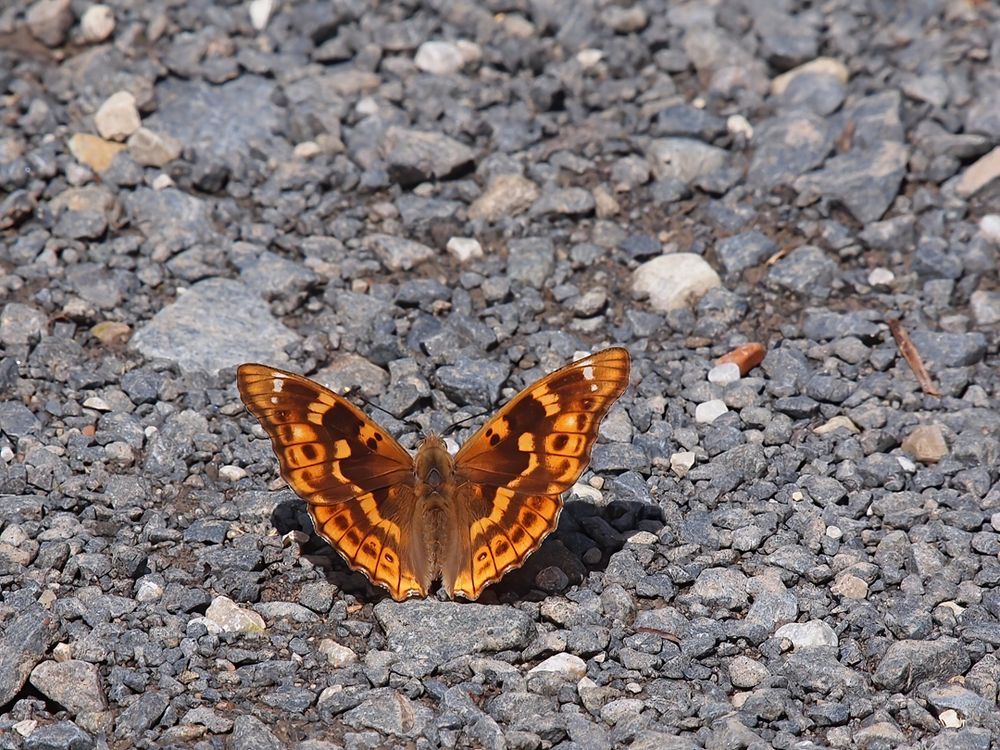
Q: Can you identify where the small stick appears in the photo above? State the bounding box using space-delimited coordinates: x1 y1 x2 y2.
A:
887 318 941 397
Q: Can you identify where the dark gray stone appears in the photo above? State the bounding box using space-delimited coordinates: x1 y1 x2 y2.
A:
873 638 971 691
531 187 595 217
374 601 536 663
768 245 837 297
507 237 555 289
714 231 776 275
907 331 986 368
382 126 475 186
436 358 510 407
0 401 41 438
794 142 909 223
146 76 285 168
230 715 283 750
0 607 59 707
23 721 94 750
748 113 833 187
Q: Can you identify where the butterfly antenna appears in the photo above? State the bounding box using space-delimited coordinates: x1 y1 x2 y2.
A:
443 408 488 437
346 386 423 432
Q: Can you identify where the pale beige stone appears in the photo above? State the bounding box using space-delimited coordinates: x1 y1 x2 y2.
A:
95 91 140 142
67 133 125 172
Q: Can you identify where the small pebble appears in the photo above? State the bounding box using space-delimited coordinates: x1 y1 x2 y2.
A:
707 362 741 385
695 400 728 424
219 465 248 482
81 4 115 43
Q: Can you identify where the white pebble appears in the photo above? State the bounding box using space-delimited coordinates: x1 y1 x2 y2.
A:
695 399 728 424
446 237 484 262
896 455 917 473
707 362 741 385
631 253 722 312
670 450 696 477
81 4 115 43
219 465 248 482
726 114 753 138
979 214 1000 243
293 141 321 159
82 396 111 411
571 482 603 503
813 415 860 434
135 578 164 602
867 267 895 287
104 441 134 463
774 620 838 649
577 48 603 68
248 0 274 31
282 530 309 546
825 525 843 539
627 531 658 545
527 653 587 679
414 40 467 75
939 709 964 729
94 90 140 142
319 639 358 667
152 173 175 190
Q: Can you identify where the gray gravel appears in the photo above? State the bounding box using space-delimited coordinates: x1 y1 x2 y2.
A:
1 1 1000 748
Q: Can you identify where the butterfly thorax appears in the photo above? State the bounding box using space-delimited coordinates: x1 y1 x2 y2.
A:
413 434 455 502
412 433 456 581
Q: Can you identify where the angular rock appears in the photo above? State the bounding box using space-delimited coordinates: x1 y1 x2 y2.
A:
631 253 722 312
29 660 107 715
645 137 727 183
374 601 536 662
794 142 909 223
468 174 539 221
383 126 475 186
367 234 436 271
130 279 299 374
0 607 59 707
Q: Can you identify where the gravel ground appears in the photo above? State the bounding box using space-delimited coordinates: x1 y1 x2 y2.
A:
1 1 1000 748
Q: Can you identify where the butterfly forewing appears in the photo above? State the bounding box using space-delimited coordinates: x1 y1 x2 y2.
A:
236 364 428 600
454 348 631 495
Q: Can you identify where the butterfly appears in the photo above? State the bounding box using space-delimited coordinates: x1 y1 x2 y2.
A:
236 347 631 601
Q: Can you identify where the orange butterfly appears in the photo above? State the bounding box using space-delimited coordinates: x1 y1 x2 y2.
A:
236 348 630 601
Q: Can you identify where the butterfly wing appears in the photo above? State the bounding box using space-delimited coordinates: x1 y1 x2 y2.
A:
447 347 631 599
236 363 428 600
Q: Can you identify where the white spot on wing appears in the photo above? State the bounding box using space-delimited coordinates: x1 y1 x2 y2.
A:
590 383 599 392
270 396 278 404
582 366 594 381
272 375 285 393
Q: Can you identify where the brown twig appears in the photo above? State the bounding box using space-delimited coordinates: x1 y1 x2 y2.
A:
887 318 940 397
635 626 681 645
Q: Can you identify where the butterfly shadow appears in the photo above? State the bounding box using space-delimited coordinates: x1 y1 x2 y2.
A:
269 495 664 604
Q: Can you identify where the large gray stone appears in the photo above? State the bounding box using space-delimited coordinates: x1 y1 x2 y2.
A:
130 278 299 374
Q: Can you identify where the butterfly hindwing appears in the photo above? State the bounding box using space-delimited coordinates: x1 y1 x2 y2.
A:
236 364 428 600
444 484 564 600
